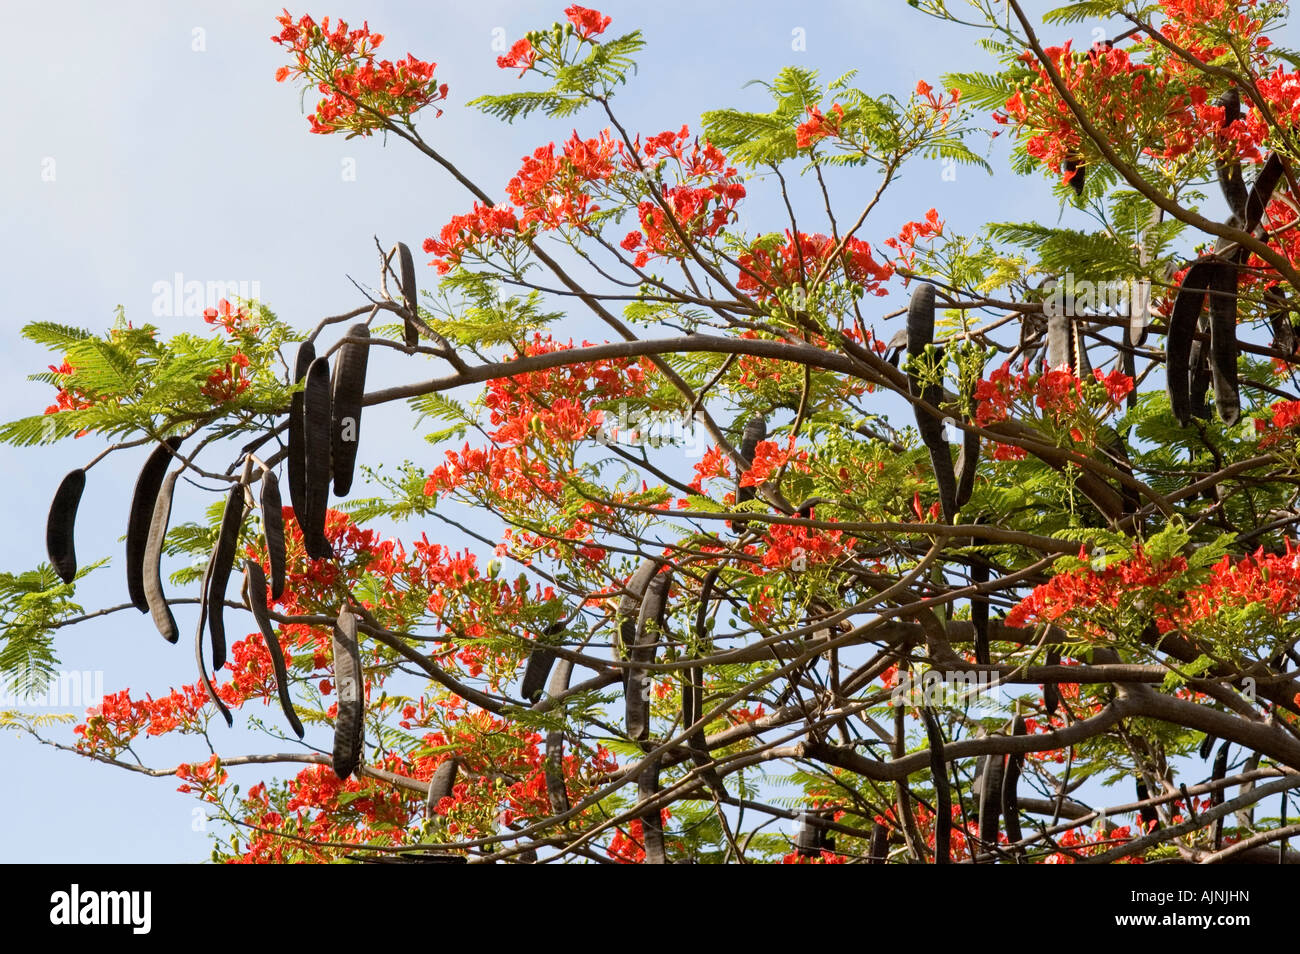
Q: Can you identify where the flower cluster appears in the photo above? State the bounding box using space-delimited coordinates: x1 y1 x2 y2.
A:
736 230 894 301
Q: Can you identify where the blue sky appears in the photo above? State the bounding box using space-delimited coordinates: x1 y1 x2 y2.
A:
0 1 1252 861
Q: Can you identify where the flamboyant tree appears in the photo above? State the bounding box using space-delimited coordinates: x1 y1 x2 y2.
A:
4 0 1300 863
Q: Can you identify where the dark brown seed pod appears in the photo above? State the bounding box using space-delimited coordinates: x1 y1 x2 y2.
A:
143 468 181 643
397 241 420 348
616 557 659 660
1072 318 1092 378
1064 155 1085 196
639 756 666 864
1216 89 1248 218
194 548 234 728
1001 715 1026 850
426 757 459 818
1245 152 1284 233
331 605 364 779
954 426 980 511
868 820 890 863
206 483 246 672
520 620 563 703
244 560 304 738
907 283 958 523
1188 310 1213 421
1207 263 1240 425
126 437 183 613
977 752 1005 848
970 560 990 666
1199 732 1217 761
921 707 951 863
627 570 670 742
287 341 315 531
1211 741 1230 849
302 356 333 559
544 731 570 815
1043 647 1062 717
546 657 575 701
1135 779 1160 829
260 469 286 601
46 468 85 584
330 323 370 497
1166 260 1215 426
733 414 767 520
1266 287 1296 355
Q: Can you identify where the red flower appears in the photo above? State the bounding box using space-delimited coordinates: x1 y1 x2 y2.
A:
565 5 612 39
496 38 536 76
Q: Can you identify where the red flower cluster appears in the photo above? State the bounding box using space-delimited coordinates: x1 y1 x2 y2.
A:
42 359 94 423
566 5 612 39
795 103 845 148
203 298 259 336
1006 546 1187 630
506 129 624 230
272 10 447 135
497 38 536 76
201 351 252 403
736 230 894 301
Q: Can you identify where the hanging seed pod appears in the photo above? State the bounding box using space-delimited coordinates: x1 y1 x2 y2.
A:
426 758 459 818
971 560 990 666
546 657 575 702
1245 152 1284 232
977 752 1005 849
796 810 831 857
125 437 183 613
733 414 767 527
243 560 304 738
1207 263 1240 425
1211 741 1230 849
143 469 181 643
331 605 364 779
1265 287 1297 356
1064 155 1086 196
1001 714 1026 851
286 341 315 530
205 483 246 672
884 326 908 367
330 323 370 497
302 356 333 559
521 620 563 703
397 241 420 348
1166 260 1215 426
907 283 958 523
1046 311 1071 370
1135 779 1160 829
954 426 980 511
1043 647 1062 717
1188 310 1213 422
616 557 660 661
193 549 233 728
46 468 86 584
921 707 951 864
1072 319 1092 379
639 756 666 864
868 820 890 864
260 469 286 601
627 570 670 742
544 731 570 815
1216 89 1248 218
1199 732 1217 761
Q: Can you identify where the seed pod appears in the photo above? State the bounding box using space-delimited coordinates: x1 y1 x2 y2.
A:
1215 89 1248 218
331 605 364 779
734 414 767 522
426 758 459 818
125 437 183 613
143 469 181 643
1072 319 1092 379
286 341 315 531
1043 647 1061 717
907 283 958 523
397 241 420 348
639 756 666 864
1199 732 1217 761
1064 155 1085 196
260 469 286 601
1211 741 1230 849
972 561 987 665
616 557 660 660
1046 311 1071 370
796 810 830 857
884 326 908 367
544 731 570 815
302 356 333 559
194 548 234 728
521 620 563 703
206 483 246 672
330 323 370 497
1135 779 1160 829
1207 263 1240 425
1166 260 1216 426
547 657 575 702
1245 152 1284 233
1001 714 1026 850
921 707 951 864
627 570 670 742
46 468 85 584
977 752 1005 848
244 560 304 738
954 426 980 511
868 820 890 864
1266 287 1296 355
